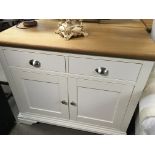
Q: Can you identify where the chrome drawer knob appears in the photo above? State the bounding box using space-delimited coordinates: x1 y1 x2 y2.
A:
29 59 41 68
61 100 68 105
70 102 76 106
95 67 109 76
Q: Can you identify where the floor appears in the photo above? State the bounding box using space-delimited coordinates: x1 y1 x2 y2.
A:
10 123 97 135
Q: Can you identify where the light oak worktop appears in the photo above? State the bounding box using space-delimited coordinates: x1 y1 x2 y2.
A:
0 20 155 60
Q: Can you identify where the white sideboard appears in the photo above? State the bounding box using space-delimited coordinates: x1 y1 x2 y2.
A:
0 46 153 134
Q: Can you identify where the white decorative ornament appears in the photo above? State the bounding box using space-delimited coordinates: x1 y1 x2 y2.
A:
55 19 88 40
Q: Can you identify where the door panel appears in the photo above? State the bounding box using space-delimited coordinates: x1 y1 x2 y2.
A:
10 68 69 119
78 87 119 122
69 78 134 129
23 79 61 113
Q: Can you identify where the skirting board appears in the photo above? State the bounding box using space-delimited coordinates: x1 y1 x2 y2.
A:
18 113 126 135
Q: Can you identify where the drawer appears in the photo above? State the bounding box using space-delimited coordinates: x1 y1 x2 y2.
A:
69 57 142 81
4 50 66 72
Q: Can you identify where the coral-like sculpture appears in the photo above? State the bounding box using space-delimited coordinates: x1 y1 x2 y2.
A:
55 19 88 40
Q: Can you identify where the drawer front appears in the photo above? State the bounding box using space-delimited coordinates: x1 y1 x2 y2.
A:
69 57 142 81
4 50 66 72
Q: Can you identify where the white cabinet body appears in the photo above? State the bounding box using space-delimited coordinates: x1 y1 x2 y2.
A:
0 47 153 134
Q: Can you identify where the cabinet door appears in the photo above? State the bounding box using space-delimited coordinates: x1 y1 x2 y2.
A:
68 78 134 129
10 68 69 119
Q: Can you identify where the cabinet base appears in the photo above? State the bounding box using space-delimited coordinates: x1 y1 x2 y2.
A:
18 114 38 125
18 112 126 135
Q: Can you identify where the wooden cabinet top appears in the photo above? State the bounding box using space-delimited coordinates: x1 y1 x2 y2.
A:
0 19 155 60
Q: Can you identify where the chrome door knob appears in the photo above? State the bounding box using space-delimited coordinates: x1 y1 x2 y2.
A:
29 59 41 68
61 100 68 105
70 102 76 106
95 67 109 76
